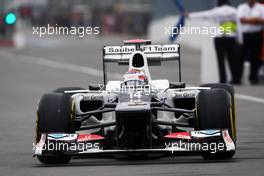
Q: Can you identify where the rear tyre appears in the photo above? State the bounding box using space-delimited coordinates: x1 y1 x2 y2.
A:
36 93 74 164
196 89 235 160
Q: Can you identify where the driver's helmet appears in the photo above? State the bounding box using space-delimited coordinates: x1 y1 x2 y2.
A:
123 69 148 86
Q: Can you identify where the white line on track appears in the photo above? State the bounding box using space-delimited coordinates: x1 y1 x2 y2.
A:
0 50 122 79
235 94 264 104
1 50 264 104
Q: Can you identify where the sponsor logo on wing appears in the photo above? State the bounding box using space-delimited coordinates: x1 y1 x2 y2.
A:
48 134 67 139
47 134 78 141
191 130 221 138
77 134 105 142
222 130 235 151
164 132 191 140
174 92 197 98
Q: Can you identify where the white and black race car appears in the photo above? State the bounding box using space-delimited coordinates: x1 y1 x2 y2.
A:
34 39 236 164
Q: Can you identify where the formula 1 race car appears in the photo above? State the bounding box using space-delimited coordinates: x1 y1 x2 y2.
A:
34 39 236 164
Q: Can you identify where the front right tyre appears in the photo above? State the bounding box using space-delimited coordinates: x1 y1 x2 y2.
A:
36 93 75 164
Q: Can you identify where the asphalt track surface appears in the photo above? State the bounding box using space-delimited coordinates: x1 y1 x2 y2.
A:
0 35 264 176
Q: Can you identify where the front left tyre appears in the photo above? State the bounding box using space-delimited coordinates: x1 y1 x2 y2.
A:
201 83 236 140
196 89 236 160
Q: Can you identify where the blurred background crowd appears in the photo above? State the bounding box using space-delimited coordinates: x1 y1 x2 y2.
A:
0 0 151 38
183 0 264 85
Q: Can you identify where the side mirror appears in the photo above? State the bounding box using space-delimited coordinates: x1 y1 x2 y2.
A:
88 84 105 91
169 82 186 89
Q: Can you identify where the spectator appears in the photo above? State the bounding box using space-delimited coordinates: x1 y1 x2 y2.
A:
236 0 264 84
186 0 238 84
258 0 264 65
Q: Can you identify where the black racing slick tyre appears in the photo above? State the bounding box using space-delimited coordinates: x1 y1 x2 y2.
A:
196 89 235 160
200 83 236 140
36 93 75 164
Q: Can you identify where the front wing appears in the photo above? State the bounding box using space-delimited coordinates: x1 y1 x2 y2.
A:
34 130 235 157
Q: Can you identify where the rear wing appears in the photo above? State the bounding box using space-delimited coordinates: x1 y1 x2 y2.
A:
103 44 180 65
102 40 181 85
